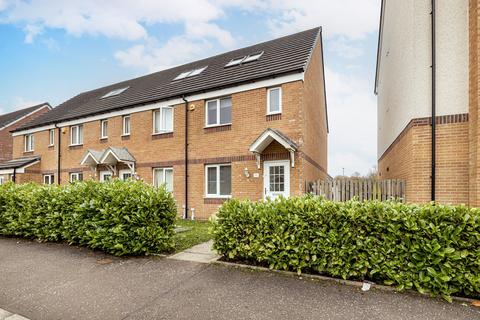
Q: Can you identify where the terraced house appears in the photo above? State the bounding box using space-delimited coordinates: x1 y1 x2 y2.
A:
1 28 328 218
376 0 480 206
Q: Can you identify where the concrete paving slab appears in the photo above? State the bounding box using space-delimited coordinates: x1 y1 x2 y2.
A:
0 237 479 320
168 240 220 263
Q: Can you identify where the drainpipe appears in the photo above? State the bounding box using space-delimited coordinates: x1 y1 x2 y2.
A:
431 0 436 201
12 168 16 183
183 96 189 219
55 124 61 185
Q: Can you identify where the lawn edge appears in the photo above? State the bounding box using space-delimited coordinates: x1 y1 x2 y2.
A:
213 259 477 305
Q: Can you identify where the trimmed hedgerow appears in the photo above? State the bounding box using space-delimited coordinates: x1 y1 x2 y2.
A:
212 195 480 300
0 180 177 255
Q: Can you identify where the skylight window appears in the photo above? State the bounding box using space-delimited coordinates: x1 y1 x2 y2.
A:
173 66 208 81
243 51 264 63
225 56 245 67
101 87 129 99
225 51 264 67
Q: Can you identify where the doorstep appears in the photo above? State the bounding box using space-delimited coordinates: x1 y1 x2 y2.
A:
168 240 220 263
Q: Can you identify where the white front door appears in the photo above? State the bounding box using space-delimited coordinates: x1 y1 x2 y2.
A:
263 160 290 199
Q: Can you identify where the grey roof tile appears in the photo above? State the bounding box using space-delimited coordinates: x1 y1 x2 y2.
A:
0 156 40 170
0 103 50 129
14 27 321 131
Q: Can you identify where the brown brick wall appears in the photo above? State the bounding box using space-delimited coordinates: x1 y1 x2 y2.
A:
469 0 480 206
379 114 470 205
0 105 50 162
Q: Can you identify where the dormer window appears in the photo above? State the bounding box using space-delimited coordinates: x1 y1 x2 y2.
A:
100 87 129 99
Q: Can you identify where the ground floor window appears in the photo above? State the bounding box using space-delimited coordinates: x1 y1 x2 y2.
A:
205 164 231 198
119 170 133 181
153 167 173 192
70 172 83 182
0 176 4 185
100 171 112 182
43 174 54 185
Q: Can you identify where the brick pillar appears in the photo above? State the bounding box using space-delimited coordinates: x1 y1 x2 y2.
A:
469 0 480 206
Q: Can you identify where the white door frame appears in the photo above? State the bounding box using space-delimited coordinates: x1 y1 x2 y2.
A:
263 160 290 199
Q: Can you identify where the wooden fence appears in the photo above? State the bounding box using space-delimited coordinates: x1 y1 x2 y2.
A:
307 179 406 202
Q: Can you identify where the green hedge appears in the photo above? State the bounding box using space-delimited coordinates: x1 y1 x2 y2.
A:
0 180 177 255
212 196 480 300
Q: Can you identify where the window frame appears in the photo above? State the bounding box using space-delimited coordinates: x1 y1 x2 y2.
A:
100 119 108 139
43 174 54 185
153 167 174 192
48 129 55 146
69 172 83 182
153 106 174 134
99 171 112 182
118 169 133 181
204 164 232 198
122 115 131 136
70 125 83 146
24 134 34 152
0 176 4 185
205 97 232 127
267 87 282 115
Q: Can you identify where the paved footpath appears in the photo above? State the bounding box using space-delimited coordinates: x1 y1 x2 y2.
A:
0 237 479 320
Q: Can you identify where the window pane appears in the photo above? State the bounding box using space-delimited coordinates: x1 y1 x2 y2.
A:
269 88 280 113
79 125 84 144
124 117 130 134
49 130 54 145
71 127 77 144
207 167 217 195
219 165 231 195
102 121 108 137
219 98 231 124
154 169 164 187
162 108 173 131
207 101 217 125
153 110 161 133
164 169 173 192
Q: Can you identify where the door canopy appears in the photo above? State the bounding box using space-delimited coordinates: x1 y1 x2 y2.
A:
249 128 298 168
80 147 136 175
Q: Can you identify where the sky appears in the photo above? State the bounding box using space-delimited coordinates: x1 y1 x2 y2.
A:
0 0 380 177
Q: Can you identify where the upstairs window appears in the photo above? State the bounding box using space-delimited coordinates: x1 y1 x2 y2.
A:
70 125 83 145
49 129 55 146
153 107 174 134
205 164 231 198
100 87 129 99
267 87 282 114
122 115 131 136
206 97 232 127
101 120 108 139
24 134 34 152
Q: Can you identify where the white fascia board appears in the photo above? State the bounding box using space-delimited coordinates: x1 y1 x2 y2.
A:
12 73 304 136
249 130 296 153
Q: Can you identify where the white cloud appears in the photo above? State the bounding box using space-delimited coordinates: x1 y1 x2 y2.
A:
24 24 43 43
11 97 42 111
325 67 377 176
328 37 364 59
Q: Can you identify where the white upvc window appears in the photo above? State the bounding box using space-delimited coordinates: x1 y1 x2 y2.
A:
205 164 231 198
267 87 282 115
24 134 34 152
122 115 131 136
205 97 232 127
101 119 108 139
100 171 112 182
0 176 4 185
153 107 174 134
119 169 133 181
153 167 173 192
43 174 54 185
70 125 83 146
70 172 83 182
49 129 55 146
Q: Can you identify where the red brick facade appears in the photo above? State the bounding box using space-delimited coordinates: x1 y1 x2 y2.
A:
9 41 328 219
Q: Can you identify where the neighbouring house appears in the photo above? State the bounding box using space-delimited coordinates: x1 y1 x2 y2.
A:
5 27 328 219
375 0 475 205
0 103 51 184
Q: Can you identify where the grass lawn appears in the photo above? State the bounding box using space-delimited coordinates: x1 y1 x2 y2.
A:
172 219 213 252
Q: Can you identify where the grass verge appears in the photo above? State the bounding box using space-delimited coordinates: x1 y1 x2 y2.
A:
173 219 212 252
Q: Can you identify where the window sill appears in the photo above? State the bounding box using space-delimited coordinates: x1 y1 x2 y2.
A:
100 137 108 143
23 150 34 154
204 197 230 204
204 124 231 134
121 135 130 141
68 144 83 150
152 132 174 139
266 113 282 121
204 123 232 129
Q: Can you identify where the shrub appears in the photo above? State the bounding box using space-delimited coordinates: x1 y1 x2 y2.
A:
212 196 480 300
0 180 177 255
